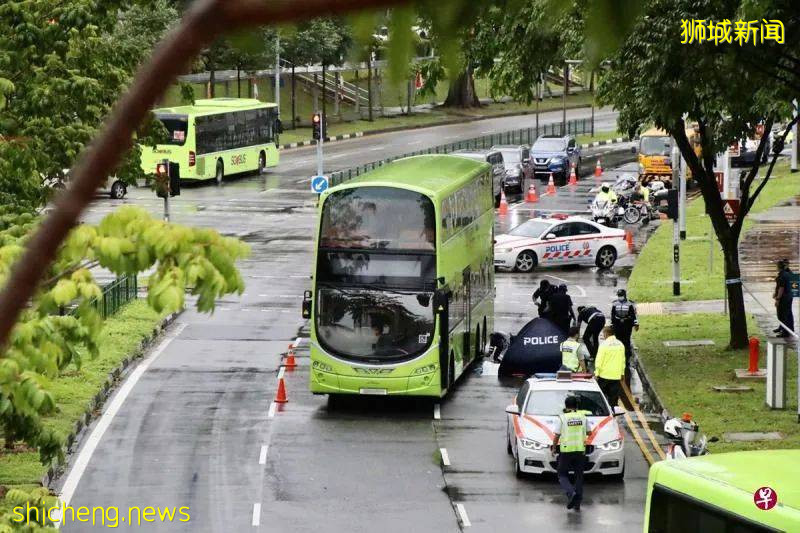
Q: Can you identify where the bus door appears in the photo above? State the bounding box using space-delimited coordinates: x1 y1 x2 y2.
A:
462 267 471 365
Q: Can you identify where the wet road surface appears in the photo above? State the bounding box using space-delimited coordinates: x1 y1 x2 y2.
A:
61 112 655 532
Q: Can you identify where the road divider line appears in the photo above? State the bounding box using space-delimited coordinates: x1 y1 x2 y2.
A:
622 405 655 466
259 445 269 465
268 401 277 418
622 382 666 460
455 503 471 527
433 404 441 420
57 322 186 514
252 503 261 526
440 448 451 466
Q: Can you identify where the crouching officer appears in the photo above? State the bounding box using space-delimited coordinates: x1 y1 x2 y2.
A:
552 396 590 511
594 325 626 407
560 326 588 372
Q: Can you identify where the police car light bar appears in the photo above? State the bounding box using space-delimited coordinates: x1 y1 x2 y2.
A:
550 213 569 220
533 373 557 379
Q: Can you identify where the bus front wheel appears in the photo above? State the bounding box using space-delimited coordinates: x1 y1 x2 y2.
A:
215 159 224 184
258 151 266 174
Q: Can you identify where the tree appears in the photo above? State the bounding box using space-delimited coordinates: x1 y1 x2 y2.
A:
596 0 800 348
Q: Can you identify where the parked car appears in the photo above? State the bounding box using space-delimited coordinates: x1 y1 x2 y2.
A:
452 148 505 205
491 144 533 194
530 135 581 186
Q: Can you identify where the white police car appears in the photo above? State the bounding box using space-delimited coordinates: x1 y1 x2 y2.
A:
505 372 626 479
494 215 628 273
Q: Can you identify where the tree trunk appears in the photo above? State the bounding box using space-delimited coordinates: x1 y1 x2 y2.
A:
291 65 296 129
720 234 749 348
443 69 480 108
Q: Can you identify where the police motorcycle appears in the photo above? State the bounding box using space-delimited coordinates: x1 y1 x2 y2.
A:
622 179 666 225
590 197 622 228
663 413 718 459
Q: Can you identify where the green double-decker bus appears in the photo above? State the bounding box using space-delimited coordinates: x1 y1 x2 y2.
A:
304 155 495 397
644 450 800 532
141 97 279 182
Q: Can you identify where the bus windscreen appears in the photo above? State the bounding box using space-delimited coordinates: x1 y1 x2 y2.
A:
319 187 435 251
155 114 188 146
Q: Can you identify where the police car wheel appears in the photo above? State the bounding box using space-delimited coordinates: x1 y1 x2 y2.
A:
514 250 537 273
109 181 126 199
514 455 525 478
507 434 513 455
595 246 617 269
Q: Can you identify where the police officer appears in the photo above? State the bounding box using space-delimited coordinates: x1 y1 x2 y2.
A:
774 258 795 337
532 279 555 319
549 284 575 335
595 183 618 205
610 288 639 371
551 395 590 511
594 325 626 407
560 326 588 372
576 305 606 359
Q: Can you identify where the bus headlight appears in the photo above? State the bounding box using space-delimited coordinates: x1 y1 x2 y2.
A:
597 439 622 451
520 438 549 450
312 360 333 372
412 364 437 375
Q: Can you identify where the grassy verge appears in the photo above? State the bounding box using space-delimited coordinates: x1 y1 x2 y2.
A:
635 313 798 452
576 130 624 145
628 161 800 302
0 300 165 490
277 92 594 146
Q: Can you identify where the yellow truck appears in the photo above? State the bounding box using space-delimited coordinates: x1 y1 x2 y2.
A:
635 127 700 185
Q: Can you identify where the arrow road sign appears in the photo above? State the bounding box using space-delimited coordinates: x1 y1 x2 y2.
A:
311 175 329 194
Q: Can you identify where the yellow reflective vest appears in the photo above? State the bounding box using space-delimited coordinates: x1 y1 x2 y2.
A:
595 335 626 379
558 410 588 453
560 339 582 371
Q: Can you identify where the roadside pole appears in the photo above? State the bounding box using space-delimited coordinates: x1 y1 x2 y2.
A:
274 35 280 113
792 99 798 173
561 63 567 135
679 156 687 239
672 147 681 295
316 113 324 178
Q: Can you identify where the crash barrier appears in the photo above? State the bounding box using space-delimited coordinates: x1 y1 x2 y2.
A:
69 275 138 320
329 117 593 186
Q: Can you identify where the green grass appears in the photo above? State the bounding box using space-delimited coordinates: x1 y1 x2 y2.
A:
636 313 798 452
576 130 624 145
277 92 594 146
0 300 165 488
628 162 800 302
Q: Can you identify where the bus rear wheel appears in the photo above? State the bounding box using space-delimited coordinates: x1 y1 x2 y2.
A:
258 151 266 174
215 159 224 184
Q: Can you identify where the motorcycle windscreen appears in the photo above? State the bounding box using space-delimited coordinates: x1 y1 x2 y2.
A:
499 317 567 377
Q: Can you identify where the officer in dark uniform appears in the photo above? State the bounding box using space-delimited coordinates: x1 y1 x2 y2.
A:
576 305 606 359
532 279 555 319
610 289 638 371
548 284 575 335
774 259 795 337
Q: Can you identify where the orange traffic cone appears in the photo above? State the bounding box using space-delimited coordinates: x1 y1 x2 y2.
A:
525 181 538 203
275 377 289 403
498 188 509 215
546 173 556 195
625 230 634 252
568 163 578 186
594 158 603 177
284 345 297 369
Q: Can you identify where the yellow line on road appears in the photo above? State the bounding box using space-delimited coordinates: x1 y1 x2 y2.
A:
621 406 655 466
622 382 667 461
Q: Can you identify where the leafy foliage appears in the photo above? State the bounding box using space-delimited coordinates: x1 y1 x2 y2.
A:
0 206 248 464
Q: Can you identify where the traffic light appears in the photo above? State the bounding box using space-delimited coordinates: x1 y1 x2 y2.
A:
657 188 679 220
155 161 169 198
168 161 180 197
312 113 322 140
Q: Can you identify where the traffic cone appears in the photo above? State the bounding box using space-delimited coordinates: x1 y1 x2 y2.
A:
284 344 297 370
498 188 509 215
275 377 289 403
594 158 603 177
546 173 556 195
568 163 578 186
525 181 538 203
625 230 634 252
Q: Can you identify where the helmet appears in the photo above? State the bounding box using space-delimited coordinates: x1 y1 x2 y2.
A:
616 288 627 298
559 284 567 292
601 184 609 192
649 181 666 192
663 418 683 439
777 258 789 269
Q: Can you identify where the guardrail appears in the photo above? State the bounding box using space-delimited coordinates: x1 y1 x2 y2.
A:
69 275 138 319
329 117 592 186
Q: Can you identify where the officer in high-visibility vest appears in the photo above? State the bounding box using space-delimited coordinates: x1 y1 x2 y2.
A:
594 325 626 407
551 395 590 511
560 326 588 372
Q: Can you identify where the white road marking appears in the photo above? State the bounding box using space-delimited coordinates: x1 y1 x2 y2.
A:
369 145 385 151
455 503 471 527
249 274 309 279
259 445 269 465
295 337 303 347
440 448 451 466
258 294 301 298
433 404 441 420
544 274 587 297
252 503 261 526
56 323 187 515
268 401 277 418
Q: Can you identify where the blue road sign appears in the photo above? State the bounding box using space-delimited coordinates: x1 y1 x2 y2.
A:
790 273 800 298
311 175 329 194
